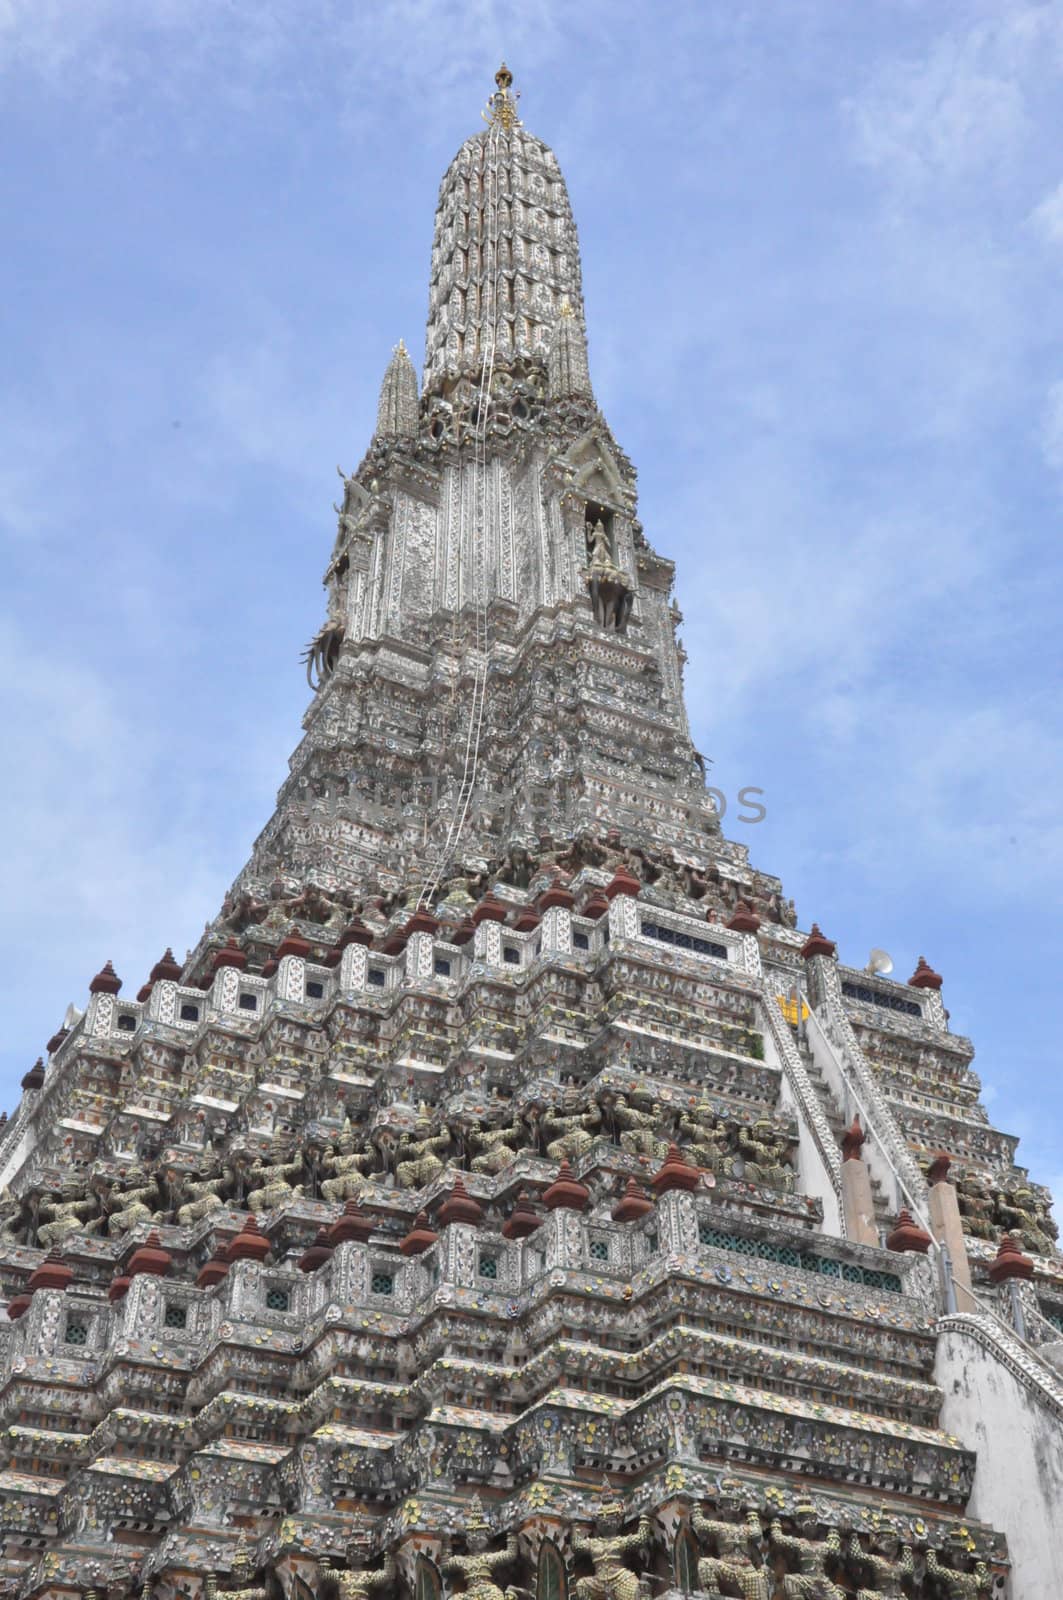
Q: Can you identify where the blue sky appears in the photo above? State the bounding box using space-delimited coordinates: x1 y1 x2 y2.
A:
2 2 1061 1200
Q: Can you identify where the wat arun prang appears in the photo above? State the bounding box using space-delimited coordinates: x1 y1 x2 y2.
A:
5 65 1063 1600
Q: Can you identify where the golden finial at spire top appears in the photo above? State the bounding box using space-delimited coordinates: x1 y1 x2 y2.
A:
484 61 520 132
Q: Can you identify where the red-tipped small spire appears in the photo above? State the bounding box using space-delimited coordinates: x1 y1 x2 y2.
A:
379 924 409 955
501 1190 542 1239
908 956 943 991
605 866 641 901
611 1178 654 1222
276 933 312 960
151 949 183 982
108 1267 132 1302
400 1210 439 1256
21 1058 45 1091
196 1245 231 1289
800 924 836 960
471 893 508 925
438 1175 484 1228
726 901 761 934
988 1232 1035 1283
228 1215 271 1263
542 1159 590 1212
339 917 374 949
89 960 122 995
841 1116 866 1162
28 1248 73 1294
538 880 576 911
298 1228 334 1274
139 948 184 1000
652 1143 701 1195
885 1208 932 1255
212 938 248 972
329 1199 374 1245
128 1230 173 1279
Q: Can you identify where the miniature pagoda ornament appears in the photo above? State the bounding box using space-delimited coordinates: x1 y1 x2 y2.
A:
0 59 1057 1600
484 61 521 131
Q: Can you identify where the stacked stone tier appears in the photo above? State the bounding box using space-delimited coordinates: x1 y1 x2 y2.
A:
0 875 1034 1590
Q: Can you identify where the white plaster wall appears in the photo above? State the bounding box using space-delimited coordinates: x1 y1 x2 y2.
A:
777 1071 843 1238
935 1317 1063 1598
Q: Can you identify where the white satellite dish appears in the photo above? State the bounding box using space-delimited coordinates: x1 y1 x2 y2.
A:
866 948 894 976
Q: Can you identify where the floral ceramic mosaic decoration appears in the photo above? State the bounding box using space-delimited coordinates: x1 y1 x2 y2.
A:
3 63 1061 1600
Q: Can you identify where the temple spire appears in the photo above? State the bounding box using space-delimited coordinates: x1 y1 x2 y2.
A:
484 62 521 132
375 339 419 440
423 75 584 399
548 300 593 403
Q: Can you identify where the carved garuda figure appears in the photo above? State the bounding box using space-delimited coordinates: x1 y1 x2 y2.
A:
677 1101 732 1173
571 1489 651 1600
955 1174 995 1241
690 1482 770 1600
318 1530 397 1600
443 1496 522 1600
598 1092 664 1158
995 1176 1057 1256
735 1118 795 1193
924 1544 992 1598
769 1501 845 1600
846 1530 914 1599
395 1119 454 1188
469 1112 526 1175
543 1095 603 1161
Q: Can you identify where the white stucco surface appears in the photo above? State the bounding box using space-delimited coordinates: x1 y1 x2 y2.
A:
936 1315 1063 1598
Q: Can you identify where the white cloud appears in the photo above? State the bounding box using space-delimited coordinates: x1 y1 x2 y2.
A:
1040 381 1063 473
1030 180 1063 246
0 616 230 1074
0 0 573 133
843 6 1063 194
0 413 71 540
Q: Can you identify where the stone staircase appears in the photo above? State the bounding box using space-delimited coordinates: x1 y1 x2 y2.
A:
794 1028 892 1235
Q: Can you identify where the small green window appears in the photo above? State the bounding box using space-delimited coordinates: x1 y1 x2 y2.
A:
63 1318 88 1347
163 1303 188 1329
479 1255 499 1279
371 1272 394 1296
589 1238 609 1262
265 1287 291 1312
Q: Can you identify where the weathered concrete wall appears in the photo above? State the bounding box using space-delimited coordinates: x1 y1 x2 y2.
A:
935 1314 1063 1598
